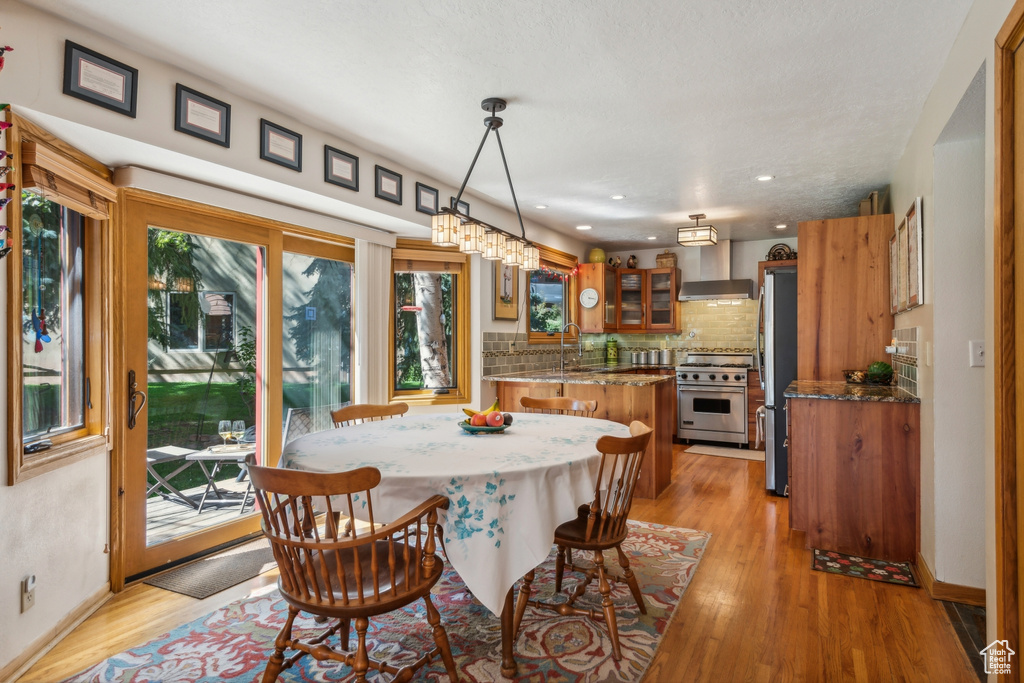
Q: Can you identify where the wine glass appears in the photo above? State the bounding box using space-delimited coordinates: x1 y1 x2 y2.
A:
232 420 246 444
218 420 232 446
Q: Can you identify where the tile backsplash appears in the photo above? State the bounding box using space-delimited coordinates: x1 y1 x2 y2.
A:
481 299 759 375
892 326 919 397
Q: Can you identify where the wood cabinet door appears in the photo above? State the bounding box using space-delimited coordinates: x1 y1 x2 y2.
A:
616 269 646 330
497 381 561 412
646 268 679 331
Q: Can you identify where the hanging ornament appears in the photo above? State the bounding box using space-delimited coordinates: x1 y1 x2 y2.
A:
0 45 13 74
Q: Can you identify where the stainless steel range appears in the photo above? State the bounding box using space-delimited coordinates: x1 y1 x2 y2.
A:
676 351 752 445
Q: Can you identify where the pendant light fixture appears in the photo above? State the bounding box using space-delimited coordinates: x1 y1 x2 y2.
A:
431 97 540 271
677 213 718 247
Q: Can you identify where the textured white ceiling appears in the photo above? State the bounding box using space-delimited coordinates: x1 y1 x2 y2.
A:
25 0 973 246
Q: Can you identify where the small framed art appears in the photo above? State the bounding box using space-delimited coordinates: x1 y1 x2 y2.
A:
375 165 402 204
906 197 923 308
324 146 358 191
897 217 909 312
174 84 230 147
451 197 470 215
494 261 519 320
260 119 302 171
62 40 138 117
889 233 899 315
415 182 439 214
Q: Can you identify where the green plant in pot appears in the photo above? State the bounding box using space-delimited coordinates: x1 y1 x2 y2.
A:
866 361 894 385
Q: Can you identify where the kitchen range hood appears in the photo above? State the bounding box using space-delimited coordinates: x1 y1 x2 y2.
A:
678 240 755 301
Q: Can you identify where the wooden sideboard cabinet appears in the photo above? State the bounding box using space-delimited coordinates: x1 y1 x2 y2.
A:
788 395 919 562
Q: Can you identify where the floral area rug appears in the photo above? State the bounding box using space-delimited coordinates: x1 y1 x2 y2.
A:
63 521 710 682
812 548 919 587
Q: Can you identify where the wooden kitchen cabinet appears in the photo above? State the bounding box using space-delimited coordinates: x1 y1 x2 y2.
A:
495 381 561 411
797 215 894 380
646 268 679 331
747 371 765 446
616 269 646 330
788 394 919 562
577 263 619 333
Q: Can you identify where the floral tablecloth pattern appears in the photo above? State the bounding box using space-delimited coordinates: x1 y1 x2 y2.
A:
279 413 630 615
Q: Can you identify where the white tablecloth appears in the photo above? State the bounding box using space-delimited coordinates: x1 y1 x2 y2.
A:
278 412 630 615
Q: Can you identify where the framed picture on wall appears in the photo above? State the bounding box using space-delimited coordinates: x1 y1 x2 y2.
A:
260 119 302 171
897 217 909 312
375 165 403 204
62 40 138 117
494 261 518 320
324 145 359 191
906 197 923 308
889 232 899 315
174 84 230 147
451 197 470 215
415 182 439 215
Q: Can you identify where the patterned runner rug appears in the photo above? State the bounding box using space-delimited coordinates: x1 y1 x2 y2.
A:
63 521 709 683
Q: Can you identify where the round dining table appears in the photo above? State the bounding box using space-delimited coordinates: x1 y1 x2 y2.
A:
278 411 631 677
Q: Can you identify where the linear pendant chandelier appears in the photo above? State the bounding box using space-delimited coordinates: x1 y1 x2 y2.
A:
430 97 539 271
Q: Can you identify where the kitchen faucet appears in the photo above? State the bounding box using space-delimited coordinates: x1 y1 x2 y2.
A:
560 322 582 373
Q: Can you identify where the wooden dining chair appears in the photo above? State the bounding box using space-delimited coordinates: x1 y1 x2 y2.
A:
519 396 598 417
247 464 459 683
331 402 409 428
512 420 653 661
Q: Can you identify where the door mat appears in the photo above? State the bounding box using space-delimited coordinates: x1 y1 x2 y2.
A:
143 538 276 599
685 444 765 461
812 548 918 587
65 521 710 683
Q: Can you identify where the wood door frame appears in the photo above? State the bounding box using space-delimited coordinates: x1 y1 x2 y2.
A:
996 2 1024 673
110 190 355 588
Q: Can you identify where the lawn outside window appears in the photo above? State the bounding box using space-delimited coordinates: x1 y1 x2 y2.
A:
389 241 470 405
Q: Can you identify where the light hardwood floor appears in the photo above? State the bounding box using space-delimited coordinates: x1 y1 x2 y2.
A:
20 446 976 682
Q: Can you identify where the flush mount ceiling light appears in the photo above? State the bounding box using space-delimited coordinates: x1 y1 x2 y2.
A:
775 223 787 230
647 235 657 240
756 175 774 182
611 194 626 200
535 204 548 209
430 97 539 270
677 213 717 247
576 225 592 231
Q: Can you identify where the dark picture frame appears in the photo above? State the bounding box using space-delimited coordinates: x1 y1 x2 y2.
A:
375 165 403 204
451 197 470 215
324 146 359 191
174 84 230 147
415 182 439 215
62 40 138 117
906 197 923 309
260 119 302 171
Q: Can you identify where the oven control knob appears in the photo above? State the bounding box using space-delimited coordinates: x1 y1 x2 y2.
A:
709 374 716 380
722 375 730 381
680 373 688 380
692 374 700 380
734 374 743 381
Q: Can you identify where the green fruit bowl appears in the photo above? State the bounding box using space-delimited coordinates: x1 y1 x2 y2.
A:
459 420 509 434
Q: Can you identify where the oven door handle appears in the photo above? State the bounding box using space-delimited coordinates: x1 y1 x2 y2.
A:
677 386 746 394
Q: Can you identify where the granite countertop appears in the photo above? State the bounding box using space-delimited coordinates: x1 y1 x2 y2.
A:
483 364 674 386
783 380 920 404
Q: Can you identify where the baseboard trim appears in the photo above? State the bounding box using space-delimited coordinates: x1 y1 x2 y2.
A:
915 553 986 607
0 582 112 683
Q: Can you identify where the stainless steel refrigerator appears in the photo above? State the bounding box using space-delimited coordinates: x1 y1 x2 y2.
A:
755 268 798 496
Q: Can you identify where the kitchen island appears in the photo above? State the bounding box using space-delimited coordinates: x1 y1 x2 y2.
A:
483 366 675 499
784 380 920 562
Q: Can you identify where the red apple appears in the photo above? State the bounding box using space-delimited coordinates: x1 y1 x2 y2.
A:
470 412 488 426
486 410 505 427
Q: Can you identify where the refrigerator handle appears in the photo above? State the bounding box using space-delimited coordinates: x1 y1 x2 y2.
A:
755 284 765 391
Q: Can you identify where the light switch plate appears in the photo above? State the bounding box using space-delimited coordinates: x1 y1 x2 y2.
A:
969 339 985 367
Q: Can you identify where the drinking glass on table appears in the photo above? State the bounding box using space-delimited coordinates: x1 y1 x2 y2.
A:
231 420 246 443
218 420 232 446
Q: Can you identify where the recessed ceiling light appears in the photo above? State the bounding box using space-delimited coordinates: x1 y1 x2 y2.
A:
775 223 787 230
647 236 657 240
535 204 548 209
611 194 625 200
576 225 592 230
756 175 774 182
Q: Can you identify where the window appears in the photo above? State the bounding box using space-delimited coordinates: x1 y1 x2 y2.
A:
164 291 235 351
527 245 579 344
7 114 115 484
390 242 470 405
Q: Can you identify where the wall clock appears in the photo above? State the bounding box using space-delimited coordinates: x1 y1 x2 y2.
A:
579 288 599 309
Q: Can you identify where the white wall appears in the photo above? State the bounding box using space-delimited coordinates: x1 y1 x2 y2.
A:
887 0 1015 645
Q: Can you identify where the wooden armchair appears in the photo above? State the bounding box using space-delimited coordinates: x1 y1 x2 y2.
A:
247 464 458 683
331 402 409 428
512 420 653 661
519 396 598 417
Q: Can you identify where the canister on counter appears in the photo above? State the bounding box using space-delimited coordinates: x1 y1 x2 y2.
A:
606 337 618 364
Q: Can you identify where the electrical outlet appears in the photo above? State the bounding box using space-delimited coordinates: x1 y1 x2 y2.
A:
507 341 515 354
969 340 985 367
21 575 35 613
